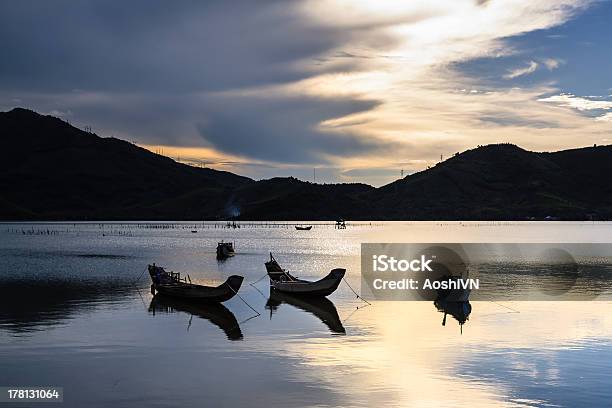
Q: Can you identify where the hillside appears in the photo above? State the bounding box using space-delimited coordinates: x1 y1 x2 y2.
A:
1 108 611 220
369 143 612 219
0 108 252 219
229 177 374 220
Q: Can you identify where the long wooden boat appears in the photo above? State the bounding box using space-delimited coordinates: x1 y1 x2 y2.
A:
149 294 243 340
295 225 313 230
264 253 345 297
148 264 243 303
266 290 345 334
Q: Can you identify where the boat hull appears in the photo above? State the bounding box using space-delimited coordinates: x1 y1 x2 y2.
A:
153 275 244 303
270 268 345 297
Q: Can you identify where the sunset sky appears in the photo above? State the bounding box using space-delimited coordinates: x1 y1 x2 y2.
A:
1 0 612 186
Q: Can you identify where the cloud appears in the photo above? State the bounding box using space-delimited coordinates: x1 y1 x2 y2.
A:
195 92 394 163
541 58 563 70
479 112 558 128
595 112 612 122
0 1 367 93
0 0 607 186
503 61 539 79
538 93 612 111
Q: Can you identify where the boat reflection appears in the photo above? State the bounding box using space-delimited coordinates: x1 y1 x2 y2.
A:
265 290 346 335
434 299 472 333
148 295 243 341
429 273 472 333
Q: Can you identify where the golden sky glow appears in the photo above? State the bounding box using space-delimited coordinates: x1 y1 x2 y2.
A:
169 0 610 184
3 0 611 185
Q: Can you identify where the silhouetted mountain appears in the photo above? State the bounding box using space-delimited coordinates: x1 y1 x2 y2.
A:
1 108 611 220
229 177 374 220
369 143 612 219
0 108 252 219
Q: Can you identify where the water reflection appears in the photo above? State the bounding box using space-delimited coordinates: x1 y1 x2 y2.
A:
434 300 472 333
433 280 472 333
0 279 135 334
149 295 243 341
2 223 612 407
266 291 346 335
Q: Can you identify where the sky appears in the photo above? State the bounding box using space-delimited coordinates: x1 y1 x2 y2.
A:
1 0 612 186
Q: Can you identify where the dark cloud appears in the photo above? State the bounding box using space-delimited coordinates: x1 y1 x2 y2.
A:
0 0 365 93
479 113 559 128
0 0 401 168
196 93 391 163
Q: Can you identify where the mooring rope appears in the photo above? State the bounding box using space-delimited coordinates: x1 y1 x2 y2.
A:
340 303 370 325
491 301 520 313
238 314 260 325
342 277 372 306
130 266 149 286
249 273 269 286
227 283 261 317
250 284 268 300
134 286 149 310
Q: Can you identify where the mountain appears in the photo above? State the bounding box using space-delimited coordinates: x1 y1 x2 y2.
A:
1 108 611 220
0 108 252 219
369 143 612 220
229 177 374 220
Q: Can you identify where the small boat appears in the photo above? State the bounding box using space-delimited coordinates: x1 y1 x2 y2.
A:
216 241 235 259
149 295 243 340
264 253 345 297
148 264 243 303
295 225 313 231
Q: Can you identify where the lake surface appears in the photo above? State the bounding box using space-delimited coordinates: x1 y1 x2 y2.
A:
1 222 611 407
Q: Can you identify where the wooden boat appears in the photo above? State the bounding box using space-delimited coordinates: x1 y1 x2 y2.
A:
148 264 243 303
264 253 345 297
266 290 345 334
216 241 235 259
149 295 243 340
295 225 313 230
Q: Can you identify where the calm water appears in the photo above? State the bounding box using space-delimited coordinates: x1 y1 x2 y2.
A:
1 222 611 407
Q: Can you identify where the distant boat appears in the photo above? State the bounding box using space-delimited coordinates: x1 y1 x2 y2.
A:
295 225 313 230
191 230 198 233
216 241 235 259
148 264 243 302
264 253 345 297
